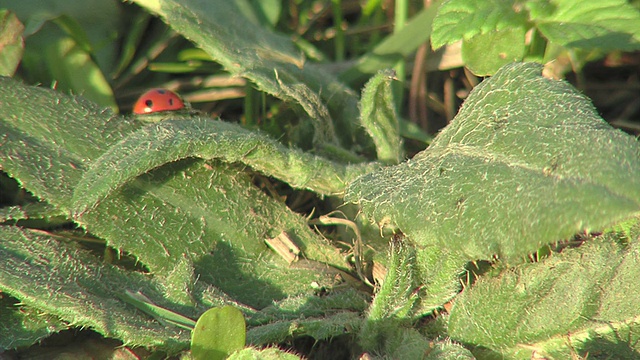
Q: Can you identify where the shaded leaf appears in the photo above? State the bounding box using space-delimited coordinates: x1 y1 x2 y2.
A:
462 26 526 76
0 297 68 350
346 62 640 263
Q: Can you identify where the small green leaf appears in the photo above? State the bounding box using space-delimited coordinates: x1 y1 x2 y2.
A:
528 0 640 51
191 306 246 360
359 70 404 164
346 62 640 263
0 10 25 77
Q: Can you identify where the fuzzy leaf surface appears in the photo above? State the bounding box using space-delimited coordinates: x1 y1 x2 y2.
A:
0 77 353 310
346 62 640 262
0 226 189 351
358 70 404 164
449 228 640 358
71 118 377 213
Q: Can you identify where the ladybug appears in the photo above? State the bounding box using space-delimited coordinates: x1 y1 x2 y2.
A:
133 88 185 114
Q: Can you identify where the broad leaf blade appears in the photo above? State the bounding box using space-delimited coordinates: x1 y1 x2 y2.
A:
71 118 377 213
448 228 640 358
0 77 356 311
0 76 138 212
431 0 528 50
0 226 189 351
528 0 640 51
346 62 640 262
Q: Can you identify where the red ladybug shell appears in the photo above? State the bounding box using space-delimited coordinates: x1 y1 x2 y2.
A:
133 88 185 114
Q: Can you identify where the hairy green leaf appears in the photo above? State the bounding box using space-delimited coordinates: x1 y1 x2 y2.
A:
358 70 404 164
0 226 190 351
0 77 355 311
71 118 378 213
346 62 640 263
0 297 68 350
449 229 640 358
246 312 362 346
229 347 302 360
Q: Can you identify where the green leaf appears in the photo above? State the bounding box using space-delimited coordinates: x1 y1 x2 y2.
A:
0 10 24 77
425 340 475 360
462 26 526 76
449 231 640 358
0 76 138 211
71 118 377 213
0 297 68 350
11 1 121 111
359 235 462 354
431 0 529 50
191 306 246 360
528 0 640 51
358 70 404 164
134 0 360 149
0 226 190 351
246 312 362 346
0 77 356 311
345 62 640 263
229 347 302 360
